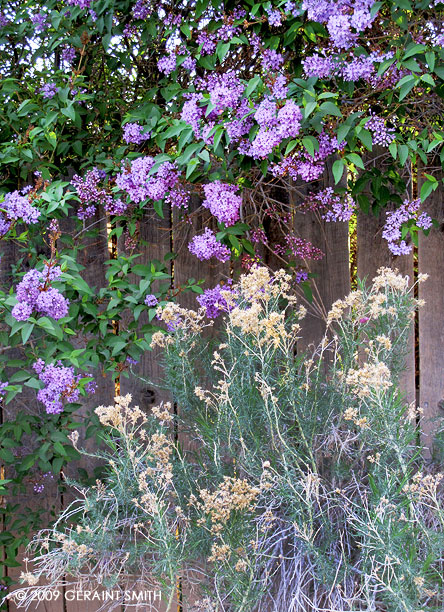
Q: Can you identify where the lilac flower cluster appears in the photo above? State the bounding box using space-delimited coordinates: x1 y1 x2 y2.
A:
39 83 59 99
202 181 242 226
123 122 151 145
31 12 49 33
271 130 337 181
303 50 391 81
197 282 235 318
302 0 376 50
116 157 186 208
303 188 355 222
182 56 196 72
197 31 217 55
144 294 158 307
225 99 255 142
206 73 244 113
12 263 69 322
0 382 8 397
61 46 76 63
132 0 152 19
157 55 176 75
267 8 283 27
33 359 84 414
181 94 203 138
382 198 432 255
66 0 92 8
188 228 231 262
0 13 10 27
275 234 324 260
248 99 303 159
72 168 128 218
1 191 40 226
365 113 395 147
33 472 54 494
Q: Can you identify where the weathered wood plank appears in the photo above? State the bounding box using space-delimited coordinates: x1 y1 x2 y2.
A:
418 174 444 456
291 161 351 352
118 208 174 612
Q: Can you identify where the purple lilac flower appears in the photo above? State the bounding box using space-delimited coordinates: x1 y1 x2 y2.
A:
35 287 69 319
123 24 138 37
12 263 69 322
271 75 288 99
0 382 8 396
123 122 151 145
382 198 431 255
158 55 176 75
188 228 231 262
295 270 309 283
132 0 152 19
66 0 92 8
206 73 244 112
0 215 11 236
33 360 83 414
303 187 355 222
255 99 278 128
144 294 158 307
61 46 76 63
33 472 54 494
182 56 196 71
72 167 128 218
116 157 155 203
39 83 59 99
31 12 49 33
233 7 247 19
181 95 203 138
126 357 139 365
0 13 10 27
267 8 282 27
85 380 98 394
302 54 335 79
327 14 355 49
365 113 395 147
116 157 180 205
226 99 255 142
197 283 235 318
217 23 240 41
197 31 217 55
2 191 40 224
202 181 242 226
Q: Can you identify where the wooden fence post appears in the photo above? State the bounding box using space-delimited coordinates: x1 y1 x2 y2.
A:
418 172 444 456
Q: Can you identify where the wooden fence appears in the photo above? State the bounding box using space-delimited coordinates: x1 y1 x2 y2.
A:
2 163 444 611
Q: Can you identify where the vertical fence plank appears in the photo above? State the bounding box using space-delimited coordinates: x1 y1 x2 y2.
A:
172 200 231 610
357 206 415 405
0 236 64 612
292 161 351 352
118 208 173 612
418 176 444 455
62 209 118 612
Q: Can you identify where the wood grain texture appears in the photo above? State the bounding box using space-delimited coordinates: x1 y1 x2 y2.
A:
418 176 444 456
356 179 416 406
63 209 118 612
0 233 63 612
118 208 173 612
292 161 351 352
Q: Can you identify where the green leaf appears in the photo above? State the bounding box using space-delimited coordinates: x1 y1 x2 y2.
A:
403 43 425 60
319 101 342 117
153 200 164 218
332 159 345 185
245 75 262 97
346 153 365 170
61 104 76 121
420 179 438 202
